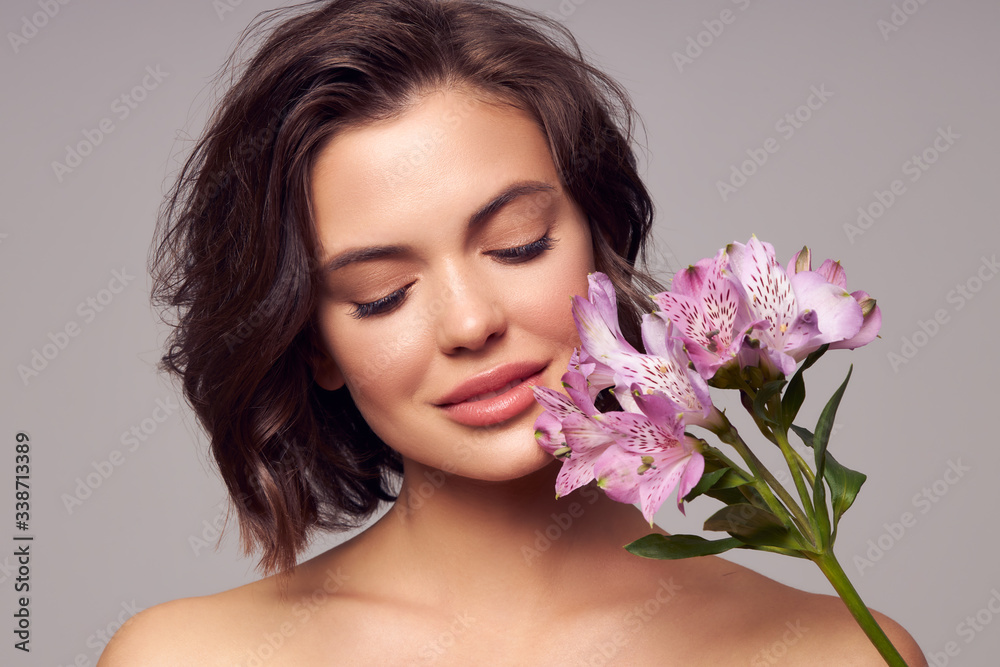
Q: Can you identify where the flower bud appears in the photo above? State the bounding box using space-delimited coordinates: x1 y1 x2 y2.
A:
858 296 877 318
794 246 812 273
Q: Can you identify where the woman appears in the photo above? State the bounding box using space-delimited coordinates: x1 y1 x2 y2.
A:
100 0 925 664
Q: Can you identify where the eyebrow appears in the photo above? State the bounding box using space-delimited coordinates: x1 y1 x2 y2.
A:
322 180 557 273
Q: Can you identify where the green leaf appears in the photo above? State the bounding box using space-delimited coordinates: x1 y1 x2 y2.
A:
704 485 755 506
791 424 867 530
811 365 853 548
624 533 743 560
711 469 752 490
752 379 787 428
813 365 852 467
685 467 751 502
683 468 728 502
703 505 802 550
825 450 867 528
780 344 829 431
790 424 814 448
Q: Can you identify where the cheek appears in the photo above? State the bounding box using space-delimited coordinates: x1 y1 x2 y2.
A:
320 310 430 412
514 232 593 348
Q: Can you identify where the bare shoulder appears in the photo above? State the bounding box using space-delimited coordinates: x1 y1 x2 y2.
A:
96 551 370 666
788 590 926 667
682 555 926 666
97 593 233 667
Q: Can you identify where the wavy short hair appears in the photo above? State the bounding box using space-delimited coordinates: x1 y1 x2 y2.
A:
150 0 662 577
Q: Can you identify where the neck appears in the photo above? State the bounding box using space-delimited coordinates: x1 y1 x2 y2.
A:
359 458 662 609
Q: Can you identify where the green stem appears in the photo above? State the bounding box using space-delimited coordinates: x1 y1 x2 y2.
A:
810 551 907 666
773 428 816 525
717 423 815 546
734 380 779 446
790 446 816 486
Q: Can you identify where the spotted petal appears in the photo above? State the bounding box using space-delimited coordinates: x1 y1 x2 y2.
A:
653 248 754 379
728 236 798 352
670 257 713 298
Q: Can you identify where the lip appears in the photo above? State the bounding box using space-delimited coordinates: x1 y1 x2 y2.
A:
436 361 548 427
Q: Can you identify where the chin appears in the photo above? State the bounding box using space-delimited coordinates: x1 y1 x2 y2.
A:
462 445 559 484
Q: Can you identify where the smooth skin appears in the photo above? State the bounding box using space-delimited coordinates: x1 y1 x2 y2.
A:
100 88 926 666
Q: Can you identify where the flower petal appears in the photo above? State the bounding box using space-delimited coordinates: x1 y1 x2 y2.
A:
554 449 605 497
572 296 638 367
562 413 616 453
789 271 863 346
592 446 642 504
534 411 566 454
816 259 848 289
532 385 581 422
586 272 626 342
729 237 798 350
600 410 679 455
830 291 882 349
669 258 712 297
638 448 702 523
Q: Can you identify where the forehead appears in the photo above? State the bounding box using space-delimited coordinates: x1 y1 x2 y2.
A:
310 89 561 252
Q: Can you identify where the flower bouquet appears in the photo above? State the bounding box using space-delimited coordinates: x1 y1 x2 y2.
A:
532 236 905 664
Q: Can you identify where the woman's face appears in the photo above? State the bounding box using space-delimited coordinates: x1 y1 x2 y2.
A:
310 88 594 481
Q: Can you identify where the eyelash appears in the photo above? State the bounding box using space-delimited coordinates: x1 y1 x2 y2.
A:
349 235 555 319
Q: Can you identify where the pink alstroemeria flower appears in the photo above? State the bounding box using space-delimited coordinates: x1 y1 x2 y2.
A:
592 391 705 524
727 237 864 377
786 248 882 351
572 273 713 423
652 248 764 380
532 369 617 499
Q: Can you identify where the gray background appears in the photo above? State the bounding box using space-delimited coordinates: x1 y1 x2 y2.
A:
1 0 997 664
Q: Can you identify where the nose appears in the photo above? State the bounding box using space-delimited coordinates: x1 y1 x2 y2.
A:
433 264 507 354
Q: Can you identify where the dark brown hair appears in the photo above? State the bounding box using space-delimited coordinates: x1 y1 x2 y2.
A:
150 0 663 578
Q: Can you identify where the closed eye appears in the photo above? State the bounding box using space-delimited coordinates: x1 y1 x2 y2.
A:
350 283 412 319
349 236 555 319
488 235 555 263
